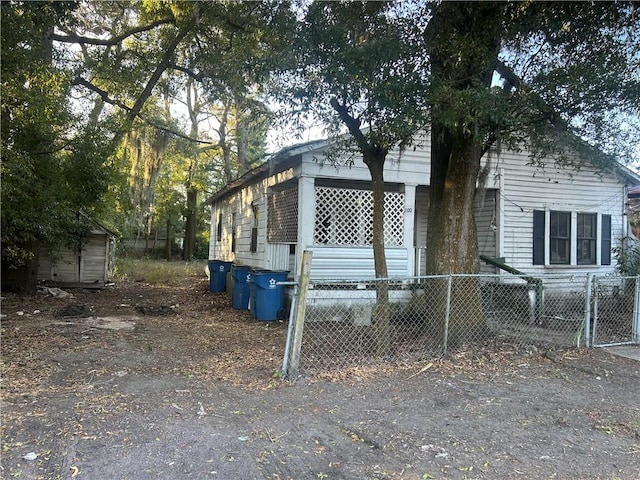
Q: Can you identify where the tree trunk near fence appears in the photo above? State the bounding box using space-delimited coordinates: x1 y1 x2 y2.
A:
330 98 392 357
426 124 488 346
365 151 391 357
423 3 501 346
165 219 172 261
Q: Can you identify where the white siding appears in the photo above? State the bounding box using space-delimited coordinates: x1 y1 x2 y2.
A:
36 248 53 280
209 132 629 280
51 250 79 282
498 150 625 275
300 134 432 186
308 246 409 279
209 168 295 268
81 234 109 282
475 189 498 273
38 231 111 284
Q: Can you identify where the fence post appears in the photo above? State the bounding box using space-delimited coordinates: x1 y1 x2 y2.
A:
633 276 640 344
281 284 297 376
443 275 453 356
286 250 313 379
584 273 593 348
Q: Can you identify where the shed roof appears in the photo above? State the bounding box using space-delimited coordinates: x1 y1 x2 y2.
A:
78 211 118 238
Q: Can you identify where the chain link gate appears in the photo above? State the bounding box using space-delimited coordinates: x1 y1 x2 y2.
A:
591 275 640 347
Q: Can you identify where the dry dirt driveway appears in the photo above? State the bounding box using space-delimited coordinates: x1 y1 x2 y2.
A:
1 276 639 480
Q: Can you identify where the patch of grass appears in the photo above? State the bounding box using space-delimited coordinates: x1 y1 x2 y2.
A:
114 258 207 285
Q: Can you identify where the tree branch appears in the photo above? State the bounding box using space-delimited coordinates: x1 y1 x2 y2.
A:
170 63 206 82
126 18 197 126
495 59 569 131
52 18 175 46
72 77 215 144
329 97 368 151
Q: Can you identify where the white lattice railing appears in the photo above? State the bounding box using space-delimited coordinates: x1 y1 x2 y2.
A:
314 186 404 247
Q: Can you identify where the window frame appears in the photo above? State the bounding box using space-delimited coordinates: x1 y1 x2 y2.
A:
216 212 222 242
231 212 237 253
549 211 571 265
533 210 611 267
250 204 259 253
576 213 597 265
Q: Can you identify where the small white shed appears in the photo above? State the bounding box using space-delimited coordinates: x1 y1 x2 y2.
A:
37 215 116 287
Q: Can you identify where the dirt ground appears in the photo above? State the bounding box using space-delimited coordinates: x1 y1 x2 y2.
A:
1 275 639 480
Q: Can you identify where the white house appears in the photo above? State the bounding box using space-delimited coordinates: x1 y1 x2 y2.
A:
207 133 639 282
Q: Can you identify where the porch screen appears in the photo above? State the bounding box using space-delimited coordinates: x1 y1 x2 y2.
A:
267 186 298 243
314 186 404 247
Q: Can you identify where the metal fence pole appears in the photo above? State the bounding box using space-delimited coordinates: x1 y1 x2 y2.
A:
584 273 593 348
285 250 313 379
443 275 452 356
633 276 640 344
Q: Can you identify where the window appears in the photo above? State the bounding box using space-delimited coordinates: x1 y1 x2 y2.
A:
550 211 570 264
231 213 237 253
577 213 596 265
216 213 222 242
250 205 259 253
533 210 611 266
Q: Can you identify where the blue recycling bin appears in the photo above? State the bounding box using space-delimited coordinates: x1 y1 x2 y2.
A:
250 270 288 321
231 265 252 310
208 260 232 292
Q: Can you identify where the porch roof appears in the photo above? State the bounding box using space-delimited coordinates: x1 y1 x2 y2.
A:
206 139 327 204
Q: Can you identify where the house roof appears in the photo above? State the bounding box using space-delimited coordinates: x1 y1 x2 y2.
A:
207 139 327 204
207 132 640 203
614 162 640 187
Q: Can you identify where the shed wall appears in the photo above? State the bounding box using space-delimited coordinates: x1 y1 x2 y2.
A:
37 230 113 284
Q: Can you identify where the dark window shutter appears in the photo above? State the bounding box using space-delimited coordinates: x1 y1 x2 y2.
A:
250 227 258 252
601 214 611 265
533 210 545 265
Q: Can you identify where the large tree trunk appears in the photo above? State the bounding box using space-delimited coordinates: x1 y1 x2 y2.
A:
424 2 503 346
427 126 486 346
427 128 481 275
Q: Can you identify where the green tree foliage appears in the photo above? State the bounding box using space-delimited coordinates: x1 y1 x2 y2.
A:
421 1 639 341
52 1 291 260
276 1 429 355
1 1 115 293
4 0 636 300
424 1 640 276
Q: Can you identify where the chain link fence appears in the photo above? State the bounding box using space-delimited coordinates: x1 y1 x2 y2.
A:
282 273 640 377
